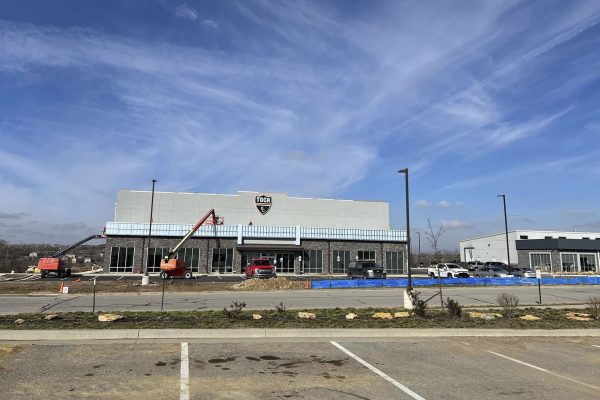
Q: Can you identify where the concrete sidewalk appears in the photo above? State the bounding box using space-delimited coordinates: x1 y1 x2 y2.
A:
1 328 599 341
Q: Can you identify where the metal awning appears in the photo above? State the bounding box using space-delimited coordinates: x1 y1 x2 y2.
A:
235 244 303 251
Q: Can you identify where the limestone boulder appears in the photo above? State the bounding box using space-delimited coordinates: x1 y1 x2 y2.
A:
98 314 124 322
520 314 541 321
372 312 393 320
298 312 316 320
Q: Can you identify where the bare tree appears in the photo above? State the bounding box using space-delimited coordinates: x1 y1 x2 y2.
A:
424 218 446 264
425 219 446 309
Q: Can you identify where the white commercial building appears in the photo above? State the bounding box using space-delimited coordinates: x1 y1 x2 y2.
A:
105 190 406 275
460 230 600 272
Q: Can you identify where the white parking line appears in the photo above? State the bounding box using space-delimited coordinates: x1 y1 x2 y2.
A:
592 345 600 349
486 350 600 392
330 341 426 400
180 342 189 400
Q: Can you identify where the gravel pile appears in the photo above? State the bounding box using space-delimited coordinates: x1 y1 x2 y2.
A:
232 277 305 291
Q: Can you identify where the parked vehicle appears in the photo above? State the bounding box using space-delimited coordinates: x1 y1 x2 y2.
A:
428 263 470 278
347 261 386 279
511 267 536 278
245 258 276 279
38 234 103 278
160 209 219 280
484 261 510 269
466 261 485 271
474 267 512 277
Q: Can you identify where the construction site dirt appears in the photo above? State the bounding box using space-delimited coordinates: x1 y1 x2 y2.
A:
0 277 306 295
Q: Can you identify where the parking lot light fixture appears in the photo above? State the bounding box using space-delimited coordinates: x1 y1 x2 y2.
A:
398 168 412 291
497 194 511 272
145 179 157 277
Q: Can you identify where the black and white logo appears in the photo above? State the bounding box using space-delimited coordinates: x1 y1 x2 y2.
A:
255 195 272 215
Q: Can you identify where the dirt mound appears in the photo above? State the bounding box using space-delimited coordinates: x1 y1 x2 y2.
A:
232 277 305 291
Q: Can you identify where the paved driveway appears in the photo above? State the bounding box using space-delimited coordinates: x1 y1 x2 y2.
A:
1 337 599 399
1 285 599 314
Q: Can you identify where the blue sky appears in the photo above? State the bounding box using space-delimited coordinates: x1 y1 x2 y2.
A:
1 0 600 249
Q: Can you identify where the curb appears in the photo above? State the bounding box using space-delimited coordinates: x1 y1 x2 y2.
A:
1 328 599 341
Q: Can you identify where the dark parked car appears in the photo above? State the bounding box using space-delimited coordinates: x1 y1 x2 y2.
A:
467 261 485 271
347 261 386 279
511 267 536 278
484 261 510 269
475 266 511 277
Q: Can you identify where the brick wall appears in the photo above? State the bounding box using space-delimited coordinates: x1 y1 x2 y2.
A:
105 236 407 275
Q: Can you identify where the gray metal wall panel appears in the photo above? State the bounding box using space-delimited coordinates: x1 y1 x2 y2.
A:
114 190 389 229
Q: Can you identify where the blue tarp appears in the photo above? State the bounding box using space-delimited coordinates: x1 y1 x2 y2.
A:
310 276 600 289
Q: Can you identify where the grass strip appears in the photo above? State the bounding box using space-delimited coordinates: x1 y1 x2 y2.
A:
2 307 599 330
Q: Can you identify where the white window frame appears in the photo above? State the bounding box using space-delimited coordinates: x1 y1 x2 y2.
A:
560 253 578 273
529 252 552 272
578 253 597 272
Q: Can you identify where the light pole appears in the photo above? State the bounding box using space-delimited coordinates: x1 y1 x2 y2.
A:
415 231 421 266
497 194 511 272
398 168 412 291
141 179 157 285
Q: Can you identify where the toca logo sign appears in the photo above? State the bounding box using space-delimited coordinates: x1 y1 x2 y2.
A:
255 195 272 215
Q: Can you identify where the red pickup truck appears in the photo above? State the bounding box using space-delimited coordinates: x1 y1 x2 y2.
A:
245 258 276 279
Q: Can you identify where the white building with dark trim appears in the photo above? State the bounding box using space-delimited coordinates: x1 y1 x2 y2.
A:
460 230 599 273
104 190 407 275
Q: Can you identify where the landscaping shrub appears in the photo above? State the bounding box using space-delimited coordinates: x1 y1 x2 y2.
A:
497 293 519 318
446 297 462 317
274 302 287 320
223 301 247 319
408 290 428 317
585 297 600 320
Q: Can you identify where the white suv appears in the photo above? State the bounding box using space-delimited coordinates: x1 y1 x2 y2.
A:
428 263 470 278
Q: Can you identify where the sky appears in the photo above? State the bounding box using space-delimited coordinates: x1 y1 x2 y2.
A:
1 0 600 250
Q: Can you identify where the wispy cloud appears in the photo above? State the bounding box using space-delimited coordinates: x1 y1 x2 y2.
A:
563 209 595 216
174 3 198 21
1 1 600 242
0 212 29 219
201 20 219 29
441 219 472 230
444 154 593 190
415 200 431 208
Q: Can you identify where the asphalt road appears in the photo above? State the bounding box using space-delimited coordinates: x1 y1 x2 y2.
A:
1 285 599 314
1 337 599 399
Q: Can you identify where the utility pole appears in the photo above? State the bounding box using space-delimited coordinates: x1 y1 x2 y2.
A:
141 179 157 286
398 168 412 290
497 194 511 272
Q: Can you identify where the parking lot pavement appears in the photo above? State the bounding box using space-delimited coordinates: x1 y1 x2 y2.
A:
1 337 599 399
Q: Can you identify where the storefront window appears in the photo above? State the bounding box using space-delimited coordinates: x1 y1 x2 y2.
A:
530 253 552 272
386 251 404 275
332 250 350 274
579 254 597 272
109 247 134 273
303 250 322 274
560 253 577 272
357 251 375 261
212 248 234 273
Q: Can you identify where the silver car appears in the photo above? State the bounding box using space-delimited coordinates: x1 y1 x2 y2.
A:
475 266 511 277
511 267 536 278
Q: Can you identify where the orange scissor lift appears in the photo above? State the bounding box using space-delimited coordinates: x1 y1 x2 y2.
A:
159 209 218 279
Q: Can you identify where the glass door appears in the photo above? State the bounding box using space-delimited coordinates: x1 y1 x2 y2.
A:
275 253 294 274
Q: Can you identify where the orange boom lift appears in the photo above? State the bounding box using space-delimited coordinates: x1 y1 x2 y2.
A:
159 209 218 279
37 234 104 278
